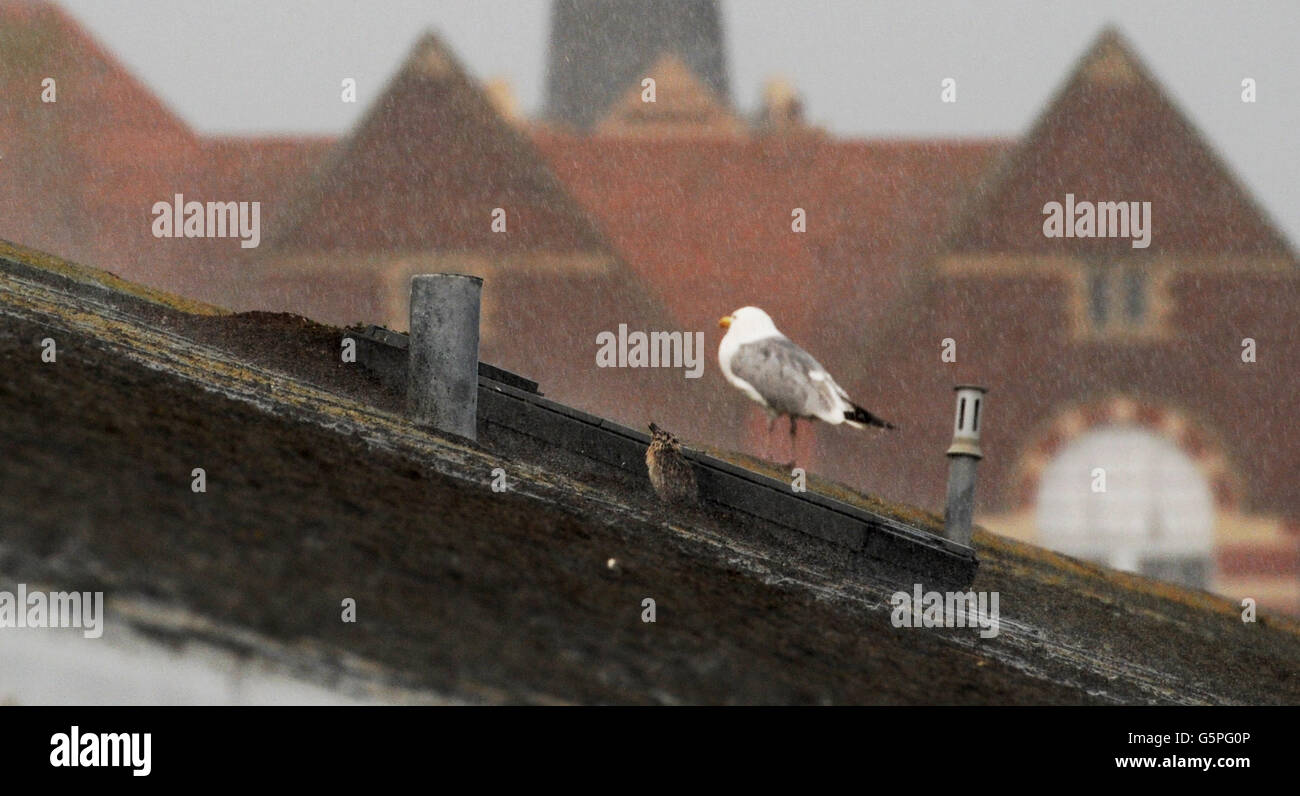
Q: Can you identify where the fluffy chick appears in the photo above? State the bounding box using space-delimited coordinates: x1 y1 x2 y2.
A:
646 422 699 506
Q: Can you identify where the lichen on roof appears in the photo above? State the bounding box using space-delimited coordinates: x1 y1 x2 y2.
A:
0 238 229 316
699 444 947 535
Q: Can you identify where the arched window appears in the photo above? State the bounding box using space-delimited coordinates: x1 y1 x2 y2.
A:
1036 425 1215 589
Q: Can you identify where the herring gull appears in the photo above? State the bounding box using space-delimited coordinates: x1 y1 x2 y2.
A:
718 307 895 458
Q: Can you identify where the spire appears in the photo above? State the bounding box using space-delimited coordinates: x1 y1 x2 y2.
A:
543 0 730 130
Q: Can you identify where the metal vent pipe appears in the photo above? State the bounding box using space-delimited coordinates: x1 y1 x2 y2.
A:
408 273 482 441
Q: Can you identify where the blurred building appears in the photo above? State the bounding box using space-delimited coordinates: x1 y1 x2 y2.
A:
542 0 730 130
1 1 1296 613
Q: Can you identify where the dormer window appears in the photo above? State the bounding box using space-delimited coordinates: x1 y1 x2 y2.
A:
1122 267 1148 321
1077 261 1165 339
1087 267 1111 326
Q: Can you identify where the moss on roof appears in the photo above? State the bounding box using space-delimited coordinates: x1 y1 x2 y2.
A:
0 238 228 317
699 445 947 535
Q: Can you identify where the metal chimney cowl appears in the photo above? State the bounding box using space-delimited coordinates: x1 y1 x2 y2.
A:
947 385 987 459
944 385 987 547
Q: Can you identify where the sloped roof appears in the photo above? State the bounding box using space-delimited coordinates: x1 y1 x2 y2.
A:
157 136 336 302
270 33 609 256
535 131 1008 359
4 243 1300 704
198 137 336 205
5 6 1297 605
0 2 340 302
947 27 1293 256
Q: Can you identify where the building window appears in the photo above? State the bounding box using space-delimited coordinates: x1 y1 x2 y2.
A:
1123 267 1147 321
1080 263 1156 336
1088 268 1110 325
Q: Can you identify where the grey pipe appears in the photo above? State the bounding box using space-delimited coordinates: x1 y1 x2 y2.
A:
408 273 483 441
944 454 979 546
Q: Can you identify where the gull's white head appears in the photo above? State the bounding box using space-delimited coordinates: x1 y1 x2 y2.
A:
718 306 781 342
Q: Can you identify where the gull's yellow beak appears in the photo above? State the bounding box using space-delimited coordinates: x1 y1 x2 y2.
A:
718 315 733 329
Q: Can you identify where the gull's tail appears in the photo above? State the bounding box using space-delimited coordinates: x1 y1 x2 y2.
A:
844 402 897 430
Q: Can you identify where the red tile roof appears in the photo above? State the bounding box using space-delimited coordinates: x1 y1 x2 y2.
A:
199 137 336 206
157 137 337 302
535 131 1007 367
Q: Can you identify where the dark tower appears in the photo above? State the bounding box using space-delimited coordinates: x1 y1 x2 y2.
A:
543 0 731 130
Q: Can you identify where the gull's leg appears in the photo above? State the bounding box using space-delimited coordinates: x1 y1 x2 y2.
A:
786 416 798 470
763 411 777 462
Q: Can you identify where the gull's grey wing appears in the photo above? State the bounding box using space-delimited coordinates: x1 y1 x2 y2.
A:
731 336 841 418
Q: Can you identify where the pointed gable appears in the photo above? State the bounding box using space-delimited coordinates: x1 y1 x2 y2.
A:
271 32 609 258
947 27 1293 257
0 1 199 279
595 52 744 138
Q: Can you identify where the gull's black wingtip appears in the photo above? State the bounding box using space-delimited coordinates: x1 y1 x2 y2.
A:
845 403 897 430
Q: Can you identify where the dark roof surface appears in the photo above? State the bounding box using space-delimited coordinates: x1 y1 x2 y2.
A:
3 241 1299 704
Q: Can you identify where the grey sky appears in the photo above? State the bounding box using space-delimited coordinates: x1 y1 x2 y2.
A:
58 0 1300 244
